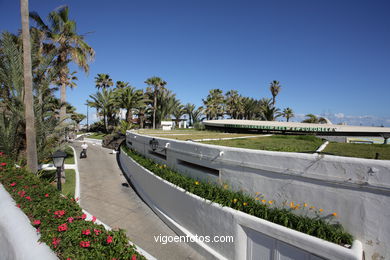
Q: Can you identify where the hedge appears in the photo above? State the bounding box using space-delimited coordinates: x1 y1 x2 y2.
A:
122 146 353 246
0 153 145 260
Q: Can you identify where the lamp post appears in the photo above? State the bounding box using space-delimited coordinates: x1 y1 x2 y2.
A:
51 150 67 191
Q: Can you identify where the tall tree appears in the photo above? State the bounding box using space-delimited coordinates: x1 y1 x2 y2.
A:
203 89 225 120
269 80 281 106
282 107 294 122
172 104 185 127
259 98 281 121
88 88 116 133
184 103 195 126
20 0 38 173
115 86 146 123
225 90 244 119
95 73 113 90
30 6 95 122
145 76 167 129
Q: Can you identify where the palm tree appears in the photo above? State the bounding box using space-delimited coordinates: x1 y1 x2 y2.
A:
116 81 130 89
115 86 146 123
145 76 167 129
20 0 38 173
259 98 281 121
95 73 113 90
30 6 95 122
192 106 204 124
302 114 327 124
225 90 244 119
172 104 185 127
88 89 116 133
203 89 225 120
282 107 294 122
242 97 258 120
184 103 195 126
269 80 281 106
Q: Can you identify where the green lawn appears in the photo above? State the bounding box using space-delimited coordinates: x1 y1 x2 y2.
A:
202 135 324 153
86 133 106 140
40 169 76 198
64 146 74 164
322 142 390 160
137 129 257 141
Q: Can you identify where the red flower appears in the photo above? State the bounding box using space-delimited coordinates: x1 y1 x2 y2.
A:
76 197 79 201
80 241 90 248
132 255 137 260
1 162 6 166
16 204 20 208
94 229 101 235
45 193 49 197
33 220 41 225
106 235 113 244
18 190 26 197
54 210 66 218
25 196 31 201
67 217 74 223
66 258 71 260
82 229 91 235
52 237 60 248
81 214 87 219
10 182 16 187
92 216 97 222
0 152 4 156
57 223 68 232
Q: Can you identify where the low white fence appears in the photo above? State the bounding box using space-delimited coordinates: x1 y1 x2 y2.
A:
0 184 57 260
120 149 363 260
125 131 390 259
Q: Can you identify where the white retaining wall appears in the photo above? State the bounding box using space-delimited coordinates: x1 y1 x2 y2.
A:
0 184 58 260
126 132 390 259
120 148 363 260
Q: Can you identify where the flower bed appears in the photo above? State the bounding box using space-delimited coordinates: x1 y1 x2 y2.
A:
0 154 145 260
122 146 353 246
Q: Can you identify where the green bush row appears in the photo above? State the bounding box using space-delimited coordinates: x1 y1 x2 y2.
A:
0 155 145 260
122 146 353 246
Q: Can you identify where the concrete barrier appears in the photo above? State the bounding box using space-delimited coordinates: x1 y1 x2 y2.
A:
120 148 363 260
125 132 390 259
0 184 57 260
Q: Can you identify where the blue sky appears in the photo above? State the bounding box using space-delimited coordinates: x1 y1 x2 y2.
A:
1 0 389 126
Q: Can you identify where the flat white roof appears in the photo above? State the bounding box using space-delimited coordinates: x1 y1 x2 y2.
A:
203 119 390 134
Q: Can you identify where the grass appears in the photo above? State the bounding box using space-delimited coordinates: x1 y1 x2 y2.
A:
39 169 76 198
322 142 390 160
202 135 325 153
64 146 74 164
86 133 106 140
136 129 258 141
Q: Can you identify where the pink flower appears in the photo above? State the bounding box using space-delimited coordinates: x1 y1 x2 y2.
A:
80 241 90 248
81 214 87 219
76 197 79 201
0 152 4 156
57 223 68 232
45 193 49 197
132 255 137 260
18 190 26 197
67 217 74 223
16 204 20 208
52 237 60 248
106 235 113 244
1 162 6 166
33 220 41 225
10 182 16 187
25 196 31 201
94 229 101 235
82 229 91 235
92 216 97 222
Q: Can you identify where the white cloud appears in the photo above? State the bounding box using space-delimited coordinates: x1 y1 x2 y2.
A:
334 113 344 119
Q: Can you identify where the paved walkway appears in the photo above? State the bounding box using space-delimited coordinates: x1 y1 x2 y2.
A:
71 142 204 260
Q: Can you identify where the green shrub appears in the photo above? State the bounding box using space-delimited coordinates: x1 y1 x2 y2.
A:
122 146 353 246
0 153 145 260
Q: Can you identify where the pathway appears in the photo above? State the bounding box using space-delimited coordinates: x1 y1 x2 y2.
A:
71 142 204 260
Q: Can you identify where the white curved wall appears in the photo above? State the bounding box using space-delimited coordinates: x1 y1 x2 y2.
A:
126 132 390 259
0 184 58 260
120 149 362 260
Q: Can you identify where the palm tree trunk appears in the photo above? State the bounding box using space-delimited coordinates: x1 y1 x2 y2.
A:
59 81 67 121
153 93 157 129
126 109 132 124
20 0 38 173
